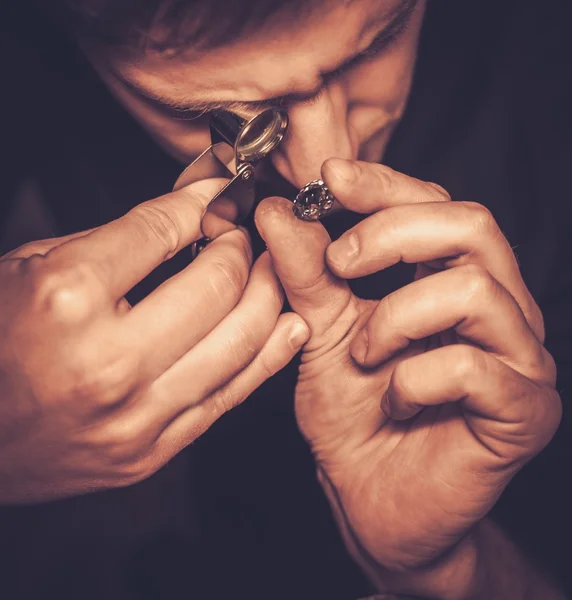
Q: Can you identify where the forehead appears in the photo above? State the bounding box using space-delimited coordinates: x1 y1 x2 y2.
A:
112 0 406 105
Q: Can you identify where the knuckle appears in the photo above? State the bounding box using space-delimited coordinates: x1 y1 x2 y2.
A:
256 351 280 381
524 386 562 457
130 201 185 259
18 251 46 274
115 455 159 487
58 346 138 408
59 370 114 408
518 344 557 387
211 386 243 415
171 186 208 223
4 240 47 260
227 321 261 366
96 417 149 467
207 252 250 299
31 261 102 324
425 181 451 201
461 201 500 236
224 227 253 263
1 256 22 273
389 360 416 401
458 263 498 304
452 344 488 384
176 189 216 241
541 388 563 441
540 347 558 387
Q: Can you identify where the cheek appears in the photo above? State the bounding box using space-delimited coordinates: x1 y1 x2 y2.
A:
127 104 211 164
347 54 416 112
342 36 423 148
95 64 211 164
151 119 211 164
338 57 414 159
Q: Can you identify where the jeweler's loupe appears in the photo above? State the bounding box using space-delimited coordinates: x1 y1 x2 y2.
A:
173 107 289 258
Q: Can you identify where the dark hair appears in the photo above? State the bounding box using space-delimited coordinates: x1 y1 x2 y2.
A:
56 0 322 57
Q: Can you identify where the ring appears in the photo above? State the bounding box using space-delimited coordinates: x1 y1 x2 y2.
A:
292 179 335 221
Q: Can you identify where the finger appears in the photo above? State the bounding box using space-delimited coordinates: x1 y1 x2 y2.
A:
352 264 555 384
254 196 353 350
381 344 561 462
326 201 543 341
47 178 229 299
143 251 287 424
3 228 98 259
150 311 309 456
322 158 450 213
203 311 309 417
123 227 253 381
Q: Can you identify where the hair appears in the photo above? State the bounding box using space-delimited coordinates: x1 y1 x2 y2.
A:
54 0 323 58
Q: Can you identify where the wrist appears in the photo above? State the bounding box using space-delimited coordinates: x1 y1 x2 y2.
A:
365 529 485 600
360 520 565 600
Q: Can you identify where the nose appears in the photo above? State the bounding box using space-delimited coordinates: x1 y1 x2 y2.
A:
271 82 356 189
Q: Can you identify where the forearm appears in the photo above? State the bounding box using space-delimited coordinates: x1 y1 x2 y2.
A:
362 519 565 600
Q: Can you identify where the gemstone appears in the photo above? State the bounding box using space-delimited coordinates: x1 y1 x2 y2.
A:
292 179 335 221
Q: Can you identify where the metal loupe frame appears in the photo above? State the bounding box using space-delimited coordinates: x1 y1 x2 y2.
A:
172 108 289 257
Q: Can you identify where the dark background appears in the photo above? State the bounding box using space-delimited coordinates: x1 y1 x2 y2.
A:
1 0 571 598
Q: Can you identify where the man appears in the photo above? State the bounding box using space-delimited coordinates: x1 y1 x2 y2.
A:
1 0 571 598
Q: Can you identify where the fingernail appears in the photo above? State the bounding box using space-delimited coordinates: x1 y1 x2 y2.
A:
351 328 369 364
327 233 359 271
327 157 361 184
289 322 310 350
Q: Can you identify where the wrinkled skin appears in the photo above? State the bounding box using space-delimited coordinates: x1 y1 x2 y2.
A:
255 158 561 594
0 179 308 502
2 0 563 594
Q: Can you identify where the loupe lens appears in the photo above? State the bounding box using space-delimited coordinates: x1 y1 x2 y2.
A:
174 106 289 259
236 108 288 162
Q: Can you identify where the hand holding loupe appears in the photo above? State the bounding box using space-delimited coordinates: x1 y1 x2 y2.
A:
172 107 336 258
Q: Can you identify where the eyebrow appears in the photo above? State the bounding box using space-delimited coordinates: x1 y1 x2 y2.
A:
130 0 419 115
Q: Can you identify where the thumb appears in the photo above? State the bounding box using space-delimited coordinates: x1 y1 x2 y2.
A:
254 197 353 344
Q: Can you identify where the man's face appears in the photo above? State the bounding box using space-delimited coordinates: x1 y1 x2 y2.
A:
88 0 425 190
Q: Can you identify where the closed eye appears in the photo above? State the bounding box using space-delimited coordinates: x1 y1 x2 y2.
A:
325 4 415 80
128 0 419 119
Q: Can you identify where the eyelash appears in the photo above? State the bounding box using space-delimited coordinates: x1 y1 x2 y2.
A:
297 16 414 99
336 12 413 71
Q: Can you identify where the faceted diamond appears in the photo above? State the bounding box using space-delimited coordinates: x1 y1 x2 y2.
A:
292 179 335 221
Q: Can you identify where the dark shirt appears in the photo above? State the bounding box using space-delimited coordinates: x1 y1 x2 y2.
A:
1 1 571 598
